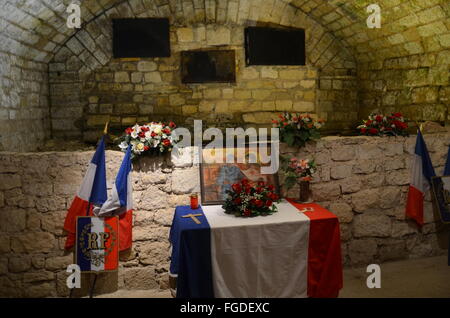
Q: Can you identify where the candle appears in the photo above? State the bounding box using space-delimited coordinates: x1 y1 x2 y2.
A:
190 193 199 209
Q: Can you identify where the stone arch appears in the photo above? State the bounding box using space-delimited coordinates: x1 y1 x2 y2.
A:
48 0 357 141
1 0 449 150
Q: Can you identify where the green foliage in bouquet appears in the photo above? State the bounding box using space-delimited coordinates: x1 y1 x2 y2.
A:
222 179 281 217
272 113 325 148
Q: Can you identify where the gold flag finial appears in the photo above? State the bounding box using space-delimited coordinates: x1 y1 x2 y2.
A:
415 121 422 132
103 120 109 135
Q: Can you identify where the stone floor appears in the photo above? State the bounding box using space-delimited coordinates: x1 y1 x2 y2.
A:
95 255 450 298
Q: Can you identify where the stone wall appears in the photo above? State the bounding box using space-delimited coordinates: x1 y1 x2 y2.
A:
281 132 450 265
0 133 449 297
48 1 357 142
0 149 199 297
0 53 50 152
1 0 449 150
356 3 450 124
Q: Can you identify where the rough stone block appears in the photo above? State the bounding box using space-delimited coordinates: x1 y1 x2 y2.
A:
123 267 158 290
177 28 194 42
9 256 32 273
45 255 74 271
348 239 378 265
353 213 392 238
171 168 200 194
206 25 231 45
137 61 157 72
114 72 129 83
0 174 21 190
0 208 26 232
11 232 55 253
330 164 353 180
329 202 353 223
351 188 379 212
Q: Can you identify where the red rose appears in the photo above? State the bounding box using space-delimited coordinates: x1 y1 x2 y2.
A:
254 199 263 208
244 186 252 194
265 200 273 207
233 197 242 205
144 146 149 151
256 187 263 193
268 192 278 201
241 179 249 185
138 132 145 138
393 112 402 118
125 127 133 135
244 209 251 217
366 120 372 126
271 120 278 124
375 115 383 122
231 183 241 193
369 128 378 135
163 128 171 135
267 185 275 191
360 128 367 134
169 122 176 128
151 132 157 137
283 122 288 126
257 181 265 187
162 139 171 147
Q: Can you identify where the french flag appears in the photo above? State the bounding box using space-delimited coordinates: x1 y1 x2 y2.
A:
96 145 133 251
64 136 108 250
76 216 119 272
405 129 436 226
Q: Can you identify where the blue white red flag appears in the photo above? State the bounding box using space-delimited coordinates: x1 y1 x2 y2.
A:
405 129 436 226
96 145 133 251
64 136 107 250
76 216 119 272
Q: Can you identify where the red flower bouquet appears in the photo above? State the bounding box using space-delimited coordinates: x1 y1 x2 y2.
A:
272 112 325 148
222 179 280 217
357 112 408 136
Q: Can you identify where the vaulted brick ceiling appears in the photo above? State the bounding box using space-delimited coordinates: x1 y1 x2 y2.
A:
1 0 448 64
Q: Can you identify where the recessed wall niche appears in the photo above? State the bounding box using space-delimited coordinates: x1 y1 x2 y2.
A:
181 50 236 84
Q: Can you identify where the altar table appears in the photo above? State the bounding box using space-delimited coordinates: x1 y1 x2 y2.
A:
169 199 343 298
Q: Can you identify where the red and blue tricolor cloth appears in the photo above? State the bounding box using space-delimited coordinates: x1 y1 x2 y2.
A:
169 200 342 298
96 145 133 251
64 136 107 250
76 216 119 272
405 129 436 226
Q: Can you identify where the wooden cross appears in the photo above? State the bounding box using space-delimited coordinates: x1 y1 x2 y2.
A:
182 213 203 224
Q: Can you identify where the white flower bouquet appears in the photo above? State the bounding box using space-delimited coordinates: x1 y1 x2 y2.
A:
118 121 177 158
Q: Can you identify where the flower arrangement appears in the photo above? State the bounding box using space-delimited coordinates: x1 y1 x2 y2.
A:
281 157 316 190
118 121 177 158
357 112 408 136
272 113 325 148
222 179 281 217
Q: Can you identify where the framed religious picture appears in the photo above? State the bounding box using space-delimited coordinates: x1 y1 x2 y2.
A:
199 142 280 205
430 175 450 223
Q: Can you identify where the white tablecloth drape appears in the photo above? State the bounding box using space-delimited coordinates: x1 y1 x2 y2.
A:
202 200 310 298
